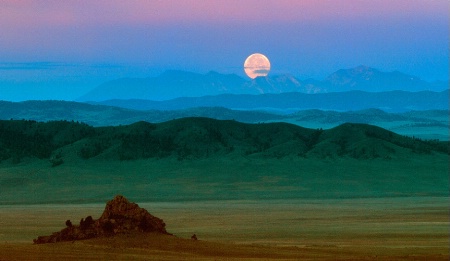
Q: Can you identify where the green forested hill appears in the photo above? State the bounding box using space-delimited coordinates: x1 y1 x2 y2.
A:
0 118 447 164
0 118 448 204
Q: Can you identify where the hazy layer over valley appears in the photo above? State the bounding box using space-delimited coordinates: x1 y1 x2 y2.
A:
1 100 448 141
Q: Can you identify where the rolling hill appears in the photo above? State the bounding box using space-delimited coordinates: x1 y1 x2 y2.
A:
0 118 448 204
1 100 448 141
0 100 282 126
0 118 447 163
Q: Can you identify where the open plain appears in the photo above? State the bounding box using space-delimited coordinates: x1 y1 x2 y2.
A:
0 197 448 260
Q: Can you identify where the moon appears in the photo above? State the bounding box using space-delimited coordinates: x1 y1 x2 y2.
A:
244 53 271 79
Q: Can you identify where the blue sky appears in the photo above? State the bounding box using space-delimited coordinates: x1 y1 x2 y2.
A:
0 0 448 101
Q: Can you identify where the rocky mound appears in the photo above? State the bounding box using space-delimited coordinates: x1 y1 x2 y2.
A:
34 195 169 244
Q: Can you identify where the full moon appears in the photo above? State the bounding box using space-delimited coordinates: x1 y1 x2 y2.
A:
244 53 271 79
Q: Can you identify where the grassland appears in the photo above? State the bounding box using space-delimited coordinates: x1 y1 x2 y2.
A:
0 197 448 260
0 154 448 204
0 118 448 259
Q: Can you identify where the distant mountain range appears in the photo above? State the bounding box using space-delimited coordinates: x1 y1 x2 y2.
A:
78 70 249 101
78 65 448 101
320 66 447 92
91 90 449 113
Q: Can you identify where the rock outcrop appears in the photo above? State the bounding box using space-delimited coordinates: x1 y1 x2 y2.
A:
34 195 169 244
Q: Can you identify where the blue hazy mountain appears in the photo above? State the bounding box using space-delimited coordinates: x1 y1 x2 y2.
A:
78 66 448 102
321 65 448 92
78 70 252 101
92 90 449 113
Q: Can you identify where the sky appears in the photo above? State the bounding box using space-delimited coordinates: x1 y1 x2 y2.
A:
0 0 448 101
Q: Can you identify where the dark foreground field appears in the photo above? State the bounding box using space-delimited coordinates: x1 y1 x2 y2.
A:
0 197 448 260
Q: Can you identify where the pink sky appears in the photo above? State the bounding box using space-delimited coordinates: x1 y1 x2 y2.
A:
1 0 447 28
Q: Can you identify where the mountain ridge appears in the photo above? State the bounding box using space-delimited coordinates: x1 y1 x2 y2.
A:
78 66 449 102
91 89 449 112
321 65 435 92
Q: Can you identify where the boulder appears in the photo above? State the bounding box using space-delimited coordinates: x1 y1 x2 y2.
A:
34 195 169 244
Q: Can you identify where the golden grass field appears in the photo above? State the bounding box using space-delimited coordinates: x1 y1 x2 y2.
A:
0 197 448 260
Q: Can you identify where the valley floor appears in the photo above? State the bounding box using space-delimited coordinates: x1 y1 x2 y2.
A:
0 197 448 260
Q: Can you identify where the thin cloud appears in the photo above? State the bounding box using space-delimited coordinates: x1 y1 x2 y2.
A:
0 62 59 70
0 62 124 70
254 69 270 74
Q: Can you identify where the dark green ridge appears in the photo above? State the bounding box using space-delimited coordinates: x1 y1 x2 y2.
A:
0 118 448 163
